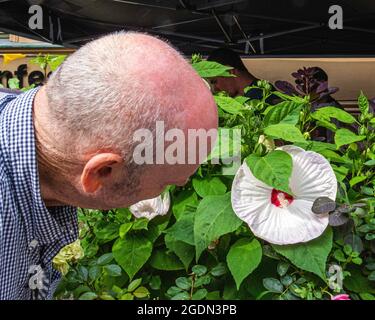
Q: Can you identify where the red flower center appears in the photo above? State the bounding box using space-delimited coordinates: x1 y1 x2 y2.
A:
271 189 294 208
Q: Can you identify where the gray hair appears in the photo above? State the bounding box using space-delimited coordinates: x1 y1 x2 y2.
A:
45 31 192 167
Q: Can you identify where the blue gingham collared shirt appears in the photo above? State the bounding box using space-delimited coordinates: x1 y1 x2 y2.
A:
0 88 78 300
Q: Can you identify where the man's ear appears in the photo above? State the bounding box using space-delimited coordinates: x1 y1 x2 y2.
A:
81 153 123 193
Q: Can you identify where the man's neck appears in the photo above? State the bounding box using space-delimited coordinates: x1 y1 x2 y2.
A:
33 86 77 207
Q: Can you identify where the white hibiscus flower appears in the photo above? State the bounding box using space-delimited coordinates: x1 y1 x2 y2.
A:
129 192 170 220
231 145 337 245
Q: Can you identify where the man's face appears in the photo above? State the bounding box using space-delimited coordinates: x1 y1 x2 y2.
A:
210 76 237 97
135 163 200 201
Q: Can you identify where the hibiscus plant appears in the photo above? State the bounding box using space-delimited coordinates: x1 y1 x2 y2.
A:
18 54 375 300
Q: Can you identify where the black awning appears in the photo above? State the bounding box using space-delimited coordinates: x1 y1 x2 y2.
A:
1 0 375 56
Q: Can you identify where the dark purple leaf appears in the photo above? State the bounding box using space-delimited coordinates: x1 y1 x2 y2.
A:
336 204 353 214
329 210 349 226
291 72 302 80
316 81 328 94
326 87 339 95
295 84 305 95
274 80 299 95
312 197 337 215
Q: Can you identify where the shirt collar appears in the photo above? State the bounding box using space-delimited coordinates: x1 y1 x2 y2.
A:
1 87 77 245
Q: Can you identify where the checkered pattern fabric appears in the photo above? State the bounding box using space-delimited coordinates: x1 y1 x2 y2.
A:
0 88 78 300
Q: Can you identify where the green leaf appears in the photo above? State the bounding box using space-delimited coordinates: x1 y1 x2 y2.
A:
149 276 161 290
316 120 337 132
112 234 152 279
194 193 242 260
146 212 170 243
104 264 122 277
331 164 349 182
192 265 207 276
176 277 191 290
167 286 182 296
119 222 133 238
360 293 375 300
277 262 290 277
120 293 134 300
192 288 208 300
272 227 333 280
344 266 375 293
165 233 195 270
295 141 337 152
263 278 284 293
264 124 305 143
48 55 67 71
334 249 346 262
171 292 190 300
128 278 142 292
97 253 113 266
95 223 120 242
88 266 101 281
335 129 366 148
79 292 98 300
319 149 351 164
214 96 245 115
8 78 20 90
234 96 250 105
311 107 356 124
281 275 293 287
194 275 211 287
264 101 303 126
227 238 262 289
164 213 195 246
207 128 240 161
149 249 185 271
192 60 233 78
246 150 293 194
364 159 375 166
132 218 149 231
78 266 88 282
210 263 228 277
192 177 227 198
350 176 367 188
133 286 150 298
358 91 369 115
367 271 375 281
172 190 198 219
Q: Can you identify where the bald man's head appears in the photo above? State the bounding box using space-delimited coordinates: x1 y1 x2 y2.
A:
39 31 217 209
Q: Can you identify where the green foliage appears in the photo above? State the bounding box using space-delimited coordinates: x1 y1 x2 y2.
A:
335 129 366 148
53 56 375 300
112 234 153 279
246 150 293 194
272 228 333 280
194 193 242 260
264 124 306 143
227 238 262 289
192 60 233 78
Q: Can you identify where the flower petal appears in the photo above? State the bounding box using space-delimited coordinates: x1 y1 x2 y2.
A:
130 192 170 220
231 146 337 244
283 147 337 202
